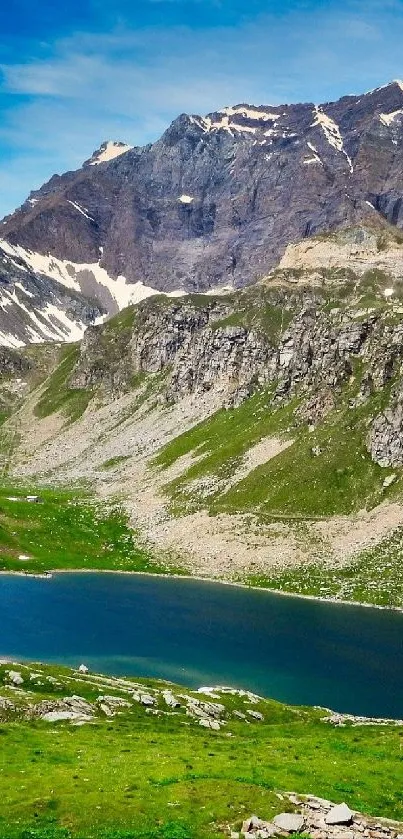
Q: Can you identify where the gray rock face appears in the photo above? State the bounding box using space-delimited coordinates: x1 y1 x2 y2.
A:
63 282 403 459
2 81 403 295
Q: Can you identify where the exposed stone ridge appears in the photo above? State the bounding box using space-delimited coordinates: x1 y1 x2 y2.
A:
0 664 269 732
2 81 403 295
277 227 403 281
236 794 403 839
62 283 403 471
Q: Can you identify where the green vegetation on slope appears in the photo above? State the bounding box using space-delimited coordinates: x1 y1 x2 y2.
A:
215 394 394 518
0 485 165 575
0 662 403 839
210 287 295 343
153 390 296 515
155 376 400 519
34 346 92 423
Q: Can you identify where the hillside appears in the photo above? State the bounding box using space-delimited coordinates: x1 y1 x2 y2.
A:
0 660 403 839
2 225 403 607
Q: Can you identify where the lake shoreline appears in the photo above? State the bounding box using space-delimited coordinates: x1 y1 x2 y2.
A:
1 566 402 614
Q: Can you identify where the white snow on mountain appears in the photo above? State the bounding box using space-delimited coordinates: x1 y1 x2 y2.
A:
190 113 258 135
303 142 323 166
0 239 234 348
87 141 133 166
379 109 403 126
311 107 353 173
67 200 95 221
219 106 280 122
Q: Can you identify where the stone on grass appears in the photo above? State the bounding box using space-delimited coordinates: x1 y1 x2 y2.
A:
325 803 354 825
140 693 155 706
78 664 89 674
242 816 262 833
8 670 24 685
246 710 264 721
273 812 305 833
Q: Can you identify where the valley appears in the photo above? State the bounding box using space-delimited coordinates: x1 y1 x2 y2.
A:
2 73 403 839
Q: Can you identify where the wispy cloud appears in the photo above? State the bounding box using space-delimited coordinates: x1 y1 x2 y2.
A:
0 0 402 217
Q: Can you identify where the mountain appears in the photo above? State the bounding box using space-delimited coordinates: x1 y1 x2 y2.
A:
2 80 403 607
1 80 403 346
3 221 403 608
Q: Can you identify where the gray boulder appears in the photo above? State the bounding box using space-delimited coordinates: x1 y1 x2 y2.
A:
273 812 305 833
325 803 354 825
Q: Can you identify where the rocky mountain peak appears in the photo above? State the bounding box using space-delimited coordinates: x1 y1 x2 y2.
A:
83 140 133 167
1 80 403 348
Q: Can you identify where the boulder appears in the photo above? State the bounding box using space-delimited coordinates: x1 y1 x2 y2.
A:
140 693 155 706
273 812 305 833
8 670 24 686
246 710 264 721
325 803 354 825
242 816 262 833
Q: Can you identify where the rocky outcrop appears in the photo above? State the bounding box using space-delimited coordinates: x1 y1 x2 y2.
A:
64 283 403 438
369 384 403 467
278 227 403 281
236 794 403 839
2 81 403 300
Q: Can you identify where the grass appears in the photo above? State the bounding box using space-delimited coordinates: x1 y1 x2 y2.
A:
153 390 298 515
0 662 403 839
210 287 296 344
0 484 167 575
34 346 92 424
215 396 393 518
154 373 401 519
100 455 131 471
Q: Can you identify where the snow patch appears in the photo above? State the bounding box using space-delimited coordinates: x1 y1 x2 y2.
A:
311 107 353 172
0 331 24 349
303 141 323 166
87 141 133 166
219 106 280 122
0 239 236 349
15 282 34 298
41 303 86 341
379 109 403 126
190 113 256 135
0 240 81 291
67 200 95 221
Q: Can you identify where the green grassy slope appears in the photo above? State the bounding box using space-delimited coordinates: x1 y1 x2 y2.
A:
155 381 400 520
0 662 402 839
0 485 167 575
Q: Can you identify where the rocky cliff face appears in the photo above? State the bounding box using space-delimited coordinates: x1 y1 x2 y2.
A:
2 80 403 309
61 275 403 471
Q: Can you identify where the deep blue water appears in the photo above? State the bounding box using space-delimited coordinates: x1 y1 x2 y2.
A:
1 572 403 717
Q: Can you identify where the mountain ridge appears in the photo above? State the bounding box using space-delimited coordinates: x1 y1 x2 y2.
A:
0 79 403 346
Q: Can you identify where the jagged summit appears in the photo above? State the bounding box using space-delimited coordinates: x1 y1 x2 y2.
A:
1 80 403 347
83 140 133 167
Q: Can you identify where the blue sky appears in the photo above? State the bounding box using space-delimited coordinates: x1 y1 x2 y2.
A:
0 0 402 218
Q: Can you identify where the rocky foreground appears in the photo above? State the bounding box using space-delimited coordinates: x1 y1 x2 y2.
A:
236 794 403 839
